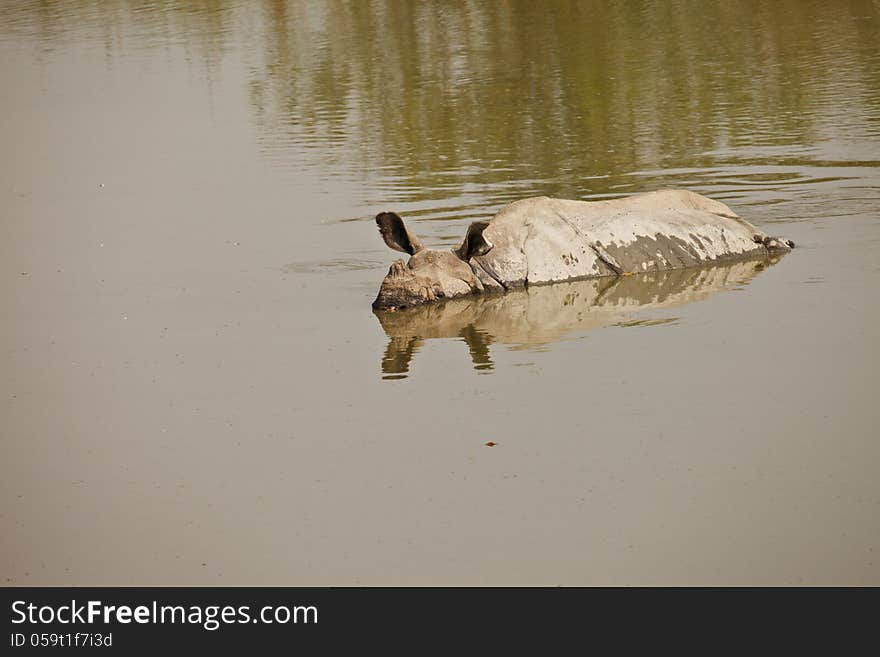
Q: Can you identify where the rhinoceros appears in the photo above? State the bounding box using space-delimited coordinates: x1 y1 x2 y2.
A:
373 189 793 310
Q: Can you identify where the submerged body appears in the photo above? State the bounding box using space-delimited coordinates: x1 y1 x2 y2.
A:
373 189 793 310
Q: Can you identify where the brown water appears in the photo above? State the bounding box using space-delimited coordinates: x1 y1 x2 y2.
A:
2 0 879 585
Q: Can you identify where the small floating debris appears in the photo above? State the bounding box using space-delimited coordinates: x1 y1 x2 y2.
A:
485 441 497 447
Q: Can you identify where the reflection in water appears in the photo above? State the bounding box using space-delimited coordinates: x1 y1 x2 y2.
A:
375 258 779 378
4 1 878 224
246 0 880 217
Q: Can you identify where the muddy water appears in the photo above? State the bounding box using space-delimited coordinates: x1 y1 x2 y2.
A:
2 1 879 585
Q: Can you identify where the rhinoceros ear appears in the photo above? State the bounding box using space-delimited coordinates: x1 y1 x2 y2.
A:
455 221 493 261
376 212 425 255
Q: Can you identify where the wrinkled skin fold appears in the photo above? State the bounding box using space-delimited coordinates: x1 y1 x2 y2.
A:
373 189 793 310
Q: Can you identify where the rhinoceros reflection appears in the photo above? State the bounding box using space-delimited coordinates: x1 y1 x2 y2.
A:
374 258 780 378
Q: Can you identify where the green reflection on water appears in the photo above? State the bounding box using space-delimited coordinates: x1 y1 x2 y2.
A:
247 0 880 207
7 0 879 212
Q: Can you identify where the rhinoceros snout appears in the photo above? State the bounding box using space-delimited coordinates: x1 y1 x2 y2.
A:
373 260 421 310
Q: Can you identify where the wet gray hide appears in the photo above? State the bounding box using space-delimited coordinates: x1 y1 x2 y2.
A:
373 189 793 310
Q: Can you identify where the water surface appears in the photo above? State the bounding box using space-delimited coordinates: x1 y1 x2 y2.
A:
2 0 879 585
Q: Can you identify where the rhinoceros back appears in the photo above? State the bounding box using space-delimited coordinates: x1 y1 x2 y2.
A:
475 190 768 285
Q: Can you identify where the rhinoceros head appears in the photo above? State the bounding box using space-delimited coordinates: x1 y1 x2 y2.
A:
373 212 493 310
